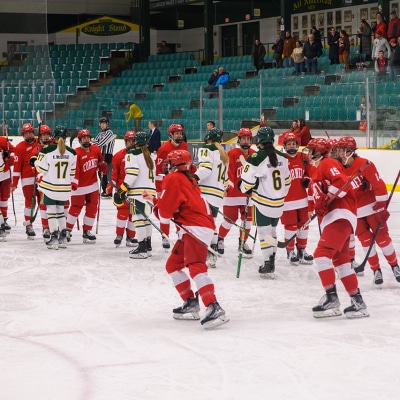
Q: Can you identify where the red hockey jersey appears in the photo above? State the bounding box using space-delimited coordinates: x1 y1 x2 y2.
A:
343 156 388 218
224 147 256 206
155 141 188 192
73 144 103 195
12 138 39 188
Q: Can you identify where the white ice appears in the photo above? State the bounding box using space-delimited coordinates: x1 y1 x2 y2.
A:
1 184 400 400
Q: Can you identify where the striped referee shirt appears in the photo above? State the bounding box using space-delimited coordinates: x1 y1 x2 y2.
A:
93 128 115 157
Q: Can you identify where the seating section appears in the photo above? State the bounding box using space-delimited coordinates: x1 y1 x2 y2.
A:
1 43 399 137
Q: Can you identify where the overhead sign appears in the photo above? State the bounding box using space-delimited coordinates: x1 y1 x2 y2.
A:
59 16 139 35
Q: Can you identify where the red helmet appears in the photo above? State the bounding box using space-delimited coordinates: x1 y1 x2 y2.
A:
38 125 51 135
282 132 298 145
238 128 252 138
327 138 338 148
307 138 331 158
78 129 91 140
337 136 357 151
167 150 192 172
21 123 34 134
124 130 136 141
168 124 184 134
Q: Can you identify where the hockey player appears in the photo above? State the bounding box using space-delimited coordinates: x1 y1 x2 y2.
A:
66 129 107 244
93 117 115 198
11 123 41 239
306 138 369 319
337 136 400 285
240 127 291 278
155 124 188 249
217 127 255 258
107 131 137 247
194 127 229 268
113 131 156 259
34 126 77 250
142 149 229 329
281 132 315 265
0 135 15 234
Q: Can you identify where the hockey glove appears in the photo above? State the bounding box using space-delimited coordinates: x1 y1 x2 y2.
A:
301 177 311 188
36 174 43 185
71 182 78 191
5 156 14 168
113 182 129 208
98 161 108 175
30 154 38 167
372 201 390 224
314 192 334 218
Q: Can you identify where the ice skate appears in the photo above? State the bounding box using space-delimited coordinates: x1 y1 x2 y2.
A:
46 231 59 250
298 248 313 265
201 301 229 329
352 259 364 276
312 285 342 318
162 236 170 251
83 230 96 244
65 229 72 242
129 239 148 259
343 289 369 319
42 228 50 241
217 236 225 255
391 264 400 283
373 268 383 286
0 224 7 242
238 238 253 258
114 234 123 247
259 254 275 279
3 218 11 234
206 244 218 268
26 224 36 240
173 292 200 320
287 249 299 266
58 229 68 249
146 236 152 257
126 236 138 248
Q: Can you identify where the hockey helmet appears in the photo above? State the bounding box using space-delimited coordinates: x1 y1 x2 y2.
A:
99 117 109 124
78 129 91 140
134 131 150 146
306 138 330 160
21 123 34 134
54 125 68 139
167 150 193 172
238 128 252 138
124 130 136 141
204 127 223 143
337 136 357 152
256 126 275 145
38 125 52 135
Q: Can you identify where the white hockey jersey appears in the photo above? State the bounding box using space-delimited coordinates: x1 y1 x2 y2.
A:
195 144 228 209
35 143 77 201
240 148 291 218
124 149 156 199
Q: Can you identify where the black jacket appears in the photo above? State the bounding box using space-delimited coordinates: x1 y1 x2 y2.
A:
303 40 322 59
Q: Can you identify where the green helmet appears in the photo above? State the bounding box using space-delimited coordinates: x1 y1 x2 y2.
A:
205 127 223 143
256 126 275 145
134 131 150 146
54 125 67 138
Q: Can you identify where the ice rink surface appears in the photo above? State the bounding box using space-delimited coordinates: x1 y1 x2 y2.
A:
1 190 400 400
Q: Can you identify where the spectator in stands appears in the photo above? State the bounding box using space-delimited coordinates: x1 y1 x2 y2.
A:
252 39 266 72
328 27 340 65
283 31 296 68
206 67 230 92
375 50 389 80
278 120 299 145
387 10 400 40
292 40 305 75
311 26 322 47
296 119 311 146
303 33 322 74
389 37 400 80
272 34 284 68
339 30 350 71
147 120 161 154
372 32 391 60
358 20 372 61
125 103 143 132
206 69 219 90
157 40 172 54
372 12 387 39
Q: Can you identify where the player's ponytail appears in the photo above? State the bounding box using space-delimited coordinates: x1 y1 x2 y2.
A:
57 136 66 155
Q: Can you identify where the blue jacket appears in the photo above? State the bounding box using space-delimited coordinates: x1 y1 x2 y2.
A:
215 72 229 88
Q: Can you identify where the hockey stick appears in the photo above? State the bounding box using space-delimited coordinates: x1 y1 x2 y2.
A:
251 228 258 254
265 161 371 248
217 209 257 241
95 174 102 234
357 169 400 271
237 194 250 278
